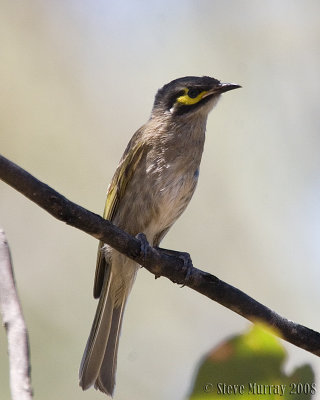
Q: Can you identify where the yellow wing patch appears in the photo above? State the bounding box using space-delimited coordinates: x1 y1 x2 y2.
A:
103 142 145 221
93 141 146 298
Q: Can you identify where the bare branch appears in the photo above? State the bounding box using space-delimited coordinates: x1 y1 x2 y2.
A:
0 228 33 400
1 153 319 357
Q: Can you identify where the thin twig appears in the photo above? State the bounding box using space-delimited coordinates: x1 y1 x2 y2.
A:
0 228 33 400
0 153 319 357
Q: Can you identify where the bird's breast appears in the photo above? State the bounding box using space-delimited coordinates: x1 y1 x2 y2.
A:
146 158 200 237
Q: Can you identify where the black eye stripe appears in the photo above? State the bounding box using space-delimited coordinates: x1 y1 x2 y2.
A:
188 88 201 98
165 88 205 111
174 95 213 115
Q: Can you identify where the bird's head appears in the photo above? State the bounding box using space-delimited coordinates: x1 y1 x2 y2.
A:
152 76 240 118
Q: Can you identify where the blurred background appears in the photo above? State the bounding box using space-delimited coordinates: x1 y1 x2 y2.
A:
1 1 320 399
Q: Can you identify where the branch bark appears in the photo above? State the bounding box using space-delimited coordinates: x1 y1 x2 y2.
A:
0 228 33 400
1 153 319 358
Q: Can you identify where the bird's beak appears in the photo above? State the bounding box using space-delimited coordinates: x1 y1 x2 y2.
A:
204 82 241 97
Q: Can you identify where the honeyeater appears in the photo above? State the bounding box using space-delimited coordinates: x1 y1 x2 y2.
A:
79 76 240 396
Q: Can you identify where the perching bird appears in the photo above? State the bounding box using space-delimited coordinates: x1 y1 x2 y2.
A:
79 76 240 396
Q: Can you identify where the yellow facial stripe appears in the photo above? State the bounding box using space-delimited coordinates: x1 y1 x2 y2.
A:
176 88 207 105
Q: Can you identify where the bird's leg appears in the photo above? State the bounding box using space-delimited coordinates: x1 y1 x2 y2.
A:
155 247 192 266
135 232 150 258
154 246 194 286
135 233 162 279
135 232 154 269
135 234 193 284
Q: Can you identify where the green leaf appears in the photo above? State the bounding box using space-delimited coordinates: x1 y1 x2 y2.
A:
189 323 315 400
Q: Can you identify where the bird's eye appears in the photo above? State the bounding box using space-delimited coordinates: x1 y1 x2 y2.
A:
188 88 201 98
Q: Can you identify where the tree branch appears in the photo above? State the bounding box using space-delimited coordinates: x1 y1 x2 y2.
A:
1 153 319 357
0 228 33 400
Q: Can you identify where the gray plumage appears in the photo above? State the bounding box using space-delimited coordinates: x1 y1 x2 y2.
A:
79 76 240 396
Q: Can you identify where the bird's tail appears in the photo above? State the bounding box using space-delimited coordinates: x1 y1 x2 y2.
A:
79 266 127 396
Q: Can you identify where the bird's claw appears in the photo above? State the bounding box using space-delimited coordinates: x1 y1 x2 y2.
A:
136 233 161 278
178 252 193 287
135 232 150 261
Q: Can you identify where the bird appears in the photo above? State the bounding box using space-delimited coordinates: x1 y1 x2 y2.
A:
79 76 240 396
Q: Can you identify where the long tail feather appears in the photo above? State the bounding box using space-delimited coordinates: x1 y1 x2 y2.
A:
79 268 115 391
95 299 125 395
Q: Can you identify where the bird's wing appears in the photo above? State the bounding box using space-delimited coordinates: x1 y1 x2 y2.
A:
93 138 146 298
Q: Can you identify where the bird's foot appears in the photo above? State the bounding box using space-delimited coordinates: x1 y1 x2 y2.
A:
136 232 150 257
155 247 194 286
177 251 193 287
136 233 162 279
